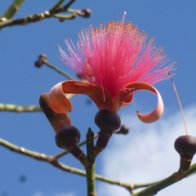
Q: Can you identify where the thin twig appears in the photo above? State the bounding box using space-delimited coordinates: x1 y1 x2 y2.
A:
56 0 76 13
0 94 73 113
1 137 195 193
132 170 192 196
0 137 135 190
1 0 24 19
0 11 69 29
0 0 90 29
53 13 77 20
0 103 41 112
49 0 66 13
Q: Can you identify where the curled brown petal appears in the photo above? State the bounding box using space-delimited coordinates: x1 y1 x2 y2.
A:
47 82 73 114
125 82 164 123
39 94 71 133
47 80 114 113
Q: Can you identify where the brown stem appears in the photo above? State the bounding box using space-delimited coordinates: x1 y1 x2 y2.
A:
94 130 112 156
69 145 89 167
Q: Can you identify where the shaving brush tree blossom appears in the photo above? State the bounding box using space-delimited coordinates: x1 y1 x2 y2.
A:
42 18 174 128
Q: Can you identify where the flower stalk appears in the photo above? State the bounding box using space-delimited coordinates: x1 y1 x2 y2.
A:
68 145 89 167
85 129 96 196
94 130 112 156
35 54 75 80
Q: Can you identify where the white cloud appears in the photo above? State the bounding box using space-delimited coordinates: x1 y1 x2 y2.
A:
32 191 75 196
55 192 76 196
32 192 44 196
98 106 196 196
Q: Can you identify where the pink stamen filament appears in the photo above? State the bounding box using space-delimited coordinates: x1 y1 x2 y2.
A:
122 11 127 23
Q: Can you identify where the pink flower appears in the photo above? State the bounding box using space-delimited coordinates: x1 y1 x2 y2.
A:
44 17 174 129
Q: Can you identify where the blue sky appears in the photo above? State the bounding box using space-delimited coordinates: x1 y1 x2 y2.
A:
0 0 196 196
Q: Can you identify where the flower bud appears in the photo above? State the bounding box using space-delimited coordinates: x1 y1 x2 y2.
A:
55 126 80 149
95 109 121 132
79 9 91 18
58 18 66 23
34 54 47 68
174 135 196 171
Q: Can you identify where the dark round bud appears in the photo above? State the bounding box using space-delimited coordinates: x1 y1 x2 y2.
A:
79 9 91 18
55 126 80 149
58 18 65 22
95 109 121 132
35 60 42 68
175 135 196 158
34 54 47 68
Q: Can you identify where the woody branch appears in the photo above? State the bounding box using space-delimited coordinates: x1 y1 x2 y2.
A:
1 137 196 194
0 0 91 29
